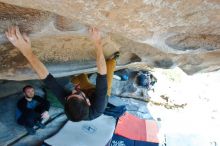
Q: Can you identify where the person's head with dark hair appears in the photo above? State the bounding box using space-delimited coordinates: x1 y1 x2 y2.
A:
64 89 91 122
23 85 35 99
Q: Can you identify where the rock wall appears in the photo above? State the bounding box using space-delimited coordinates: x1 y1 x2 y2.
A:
0 0 219 80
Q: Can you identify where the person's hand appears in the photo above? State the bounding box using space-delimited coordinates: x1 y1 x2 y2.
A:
41 111 50 119
5 26 32 55
89 27 101 44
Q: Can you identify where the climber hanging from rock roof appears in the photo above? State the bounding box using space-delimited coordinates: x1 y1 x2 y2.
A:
5 26 119 122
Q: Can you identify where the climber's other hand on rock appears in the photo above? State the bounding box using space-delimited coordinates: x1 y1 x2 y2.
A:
89 27 101 45
5 26 32 55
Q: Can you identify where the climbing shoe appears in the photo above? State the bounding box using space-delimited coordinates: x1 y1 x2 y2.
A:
109 51 120 60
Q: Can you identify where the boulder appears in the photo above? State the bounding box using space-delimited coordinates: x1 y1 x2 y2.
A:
0 1 219 80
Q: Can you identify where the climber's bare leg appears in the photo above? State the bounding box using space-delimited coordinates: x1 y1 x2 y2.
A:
106 58 116 96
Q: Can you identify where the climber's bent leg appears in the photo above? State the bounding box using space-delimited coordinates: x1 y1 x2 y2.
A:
71 73 95 90
106 58 116 96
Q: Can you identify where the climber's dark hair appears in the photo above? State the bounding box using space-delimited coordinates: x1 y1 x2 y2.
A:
64 97 89 122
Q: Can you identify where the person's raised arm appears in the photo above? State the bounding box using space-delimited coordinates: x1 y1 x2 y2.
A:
89 27 107 75
5 26 49 79
87 27 108 119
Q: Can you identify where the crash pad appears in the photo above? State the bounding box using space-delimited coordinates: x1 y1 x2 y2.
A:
114 112 159 143
45 115 116 146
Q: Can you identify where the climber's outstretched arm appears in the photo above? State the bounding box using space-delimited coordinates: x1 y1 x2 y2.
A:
87 27 108 120
89 27 107 75
5 26 49 79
